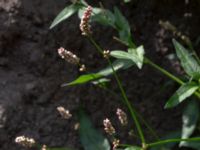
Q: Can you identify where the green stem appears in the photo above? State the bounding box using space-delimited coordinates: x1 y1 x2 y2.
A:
134 110 160 141
147 137 200 148
145 57 200 98
88 35 146 145
97 84 159 141
107 59 146 144
87 36 103 54
145 58 184 85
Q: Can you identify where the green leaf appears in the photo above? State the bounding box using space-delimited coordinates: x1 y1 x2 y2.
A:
62 74 102 86
164 82 199 108
179 100 199 147
173 39 200 79
50 4 81 29
92 78 110 88
92 78 110 85
78 7 101 18
98 59 134 76
113 7 130 33
128 46 145 69
78 7 115 27
94 9 116 27
110 46 144 69
125 146 141 150
78 110 110 150
113 7 132 46
62 59 134 87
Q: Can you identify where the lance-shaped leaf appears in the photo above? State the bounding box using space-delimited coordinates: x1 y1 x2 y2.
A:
179 100 199 147
173 39 200 79
113 7 130 33
78 110 110 150
113 7 135 47
92 78 110 89
50 4 82 29
62 59 134 86
110 46 144 69
62 74 102 86
92 9 116 27
164 82 199 108
98 59 134 76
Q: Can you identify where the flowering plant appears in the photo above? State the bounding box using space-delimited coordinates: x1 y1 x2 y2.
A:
49 0 200 150
15 0 200 150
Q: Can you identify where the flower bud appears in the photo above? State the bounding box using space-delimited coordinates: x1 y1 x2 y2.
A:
112 139 120 150
58 47 80 65
57 106 72 119
15 136 36 148
103 50 110 59
116 108 128 126
103 118 115 135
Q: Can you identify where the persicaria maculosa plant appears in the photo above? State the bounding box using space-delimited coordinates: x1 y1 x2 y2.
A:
17 1 200 150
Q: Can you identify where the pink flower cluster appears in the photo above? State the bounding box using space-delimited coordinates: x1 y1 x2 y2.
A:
103 118 116 135
58 47 80 65
80 6 93 35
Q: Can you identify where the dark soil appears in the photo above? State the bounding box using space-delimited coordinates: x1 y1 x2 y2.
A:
0 0 200 150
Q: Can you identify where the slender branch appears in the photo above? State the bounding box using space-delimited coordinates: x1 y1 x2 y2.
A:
147 137 200 148
145 58 184 85
88 35 146 145
145 58 200 98
107 58 146 144
134 109 160 141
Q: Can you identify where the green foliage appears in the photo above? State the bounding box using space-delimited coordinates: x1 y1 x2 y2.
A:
91 9 116 27
164 82 199 108
173 39 200 80
51 2 200 150
62 74 102 86
110 46 145 69
113 7 135 47
50 4 82 29
92 78 110 88
179 100 199 147
63 59 134 86
98 59 135 75
78 111 110 150
82 6 135 47
78 7 104 21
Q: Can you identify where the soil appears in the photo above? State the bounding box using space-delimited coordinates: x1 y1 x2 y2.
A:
0 0 200 150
